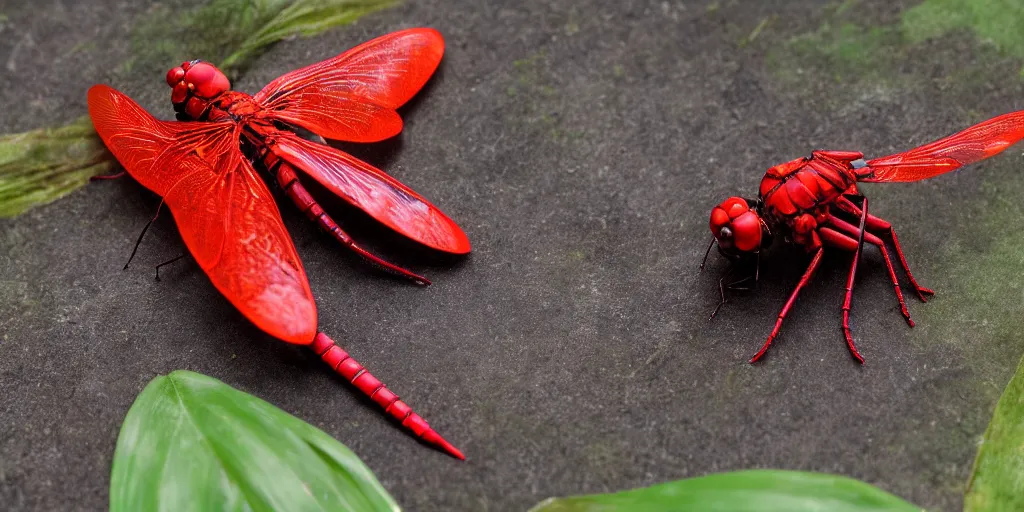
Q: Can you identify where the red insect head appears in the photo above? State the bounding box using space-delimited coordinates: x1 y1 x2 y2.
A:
709 197 767 254
166 60 231 120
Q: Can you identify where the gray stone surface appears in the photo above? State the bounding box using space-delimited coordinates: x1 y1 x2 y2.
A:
3 1 1024 511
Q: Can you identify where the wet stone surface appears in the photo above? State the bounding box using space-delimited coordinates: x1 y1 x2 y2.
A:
3 0 1024 511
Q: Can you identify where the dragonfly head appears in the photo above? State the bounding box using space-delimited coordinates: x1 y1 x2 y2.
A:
709 197 771 259
166 60 231 120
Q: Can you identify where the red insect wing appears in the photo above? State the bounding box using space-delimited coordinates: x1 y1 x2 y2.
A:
266 131 470 254
254 28 445 143
864 110 1024 182
88 85 317 344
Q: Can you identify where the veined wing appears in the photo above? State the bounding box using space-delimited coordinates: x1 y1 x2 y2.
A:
265 130 470 254
862 111 1024 182
88 85 317 344
254 28 444 143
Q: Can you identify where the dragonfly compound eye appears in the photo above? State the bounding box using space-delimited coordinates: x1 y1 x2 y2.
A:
709 196 761 252
183 62 231 99
166 67 186 87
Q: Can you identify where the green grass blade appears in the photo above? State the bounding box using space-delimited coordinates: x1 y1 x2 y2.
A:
110 370 400 512
0 116 115 217
964 352 1024 512
530 470 922 512
221 0 400 71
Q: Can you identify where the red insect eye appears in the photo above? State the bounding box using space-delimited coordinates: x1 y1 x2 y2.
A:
166 67 185 87
710 207 730 233
725 199 747 218
184 62 231 98
731 211 762 252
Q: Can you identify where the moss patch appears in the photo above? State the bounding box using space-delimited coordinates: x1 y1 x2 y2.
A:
770 0 1024 86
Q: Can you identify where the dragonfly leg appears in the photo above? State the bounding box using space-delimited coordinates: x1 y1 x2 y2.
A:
835 196 934 301
155 253 187 282
275 161 430 286
90 171 126 181
123 200 164 271
827 212 913 327
709 267 756 321
819 196 870 364
749 247 825 363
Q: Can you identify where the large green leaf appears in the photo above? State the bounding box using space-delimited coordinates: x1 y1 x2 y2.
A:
530 470 922 512
110 370 399 512
964 352 1024 512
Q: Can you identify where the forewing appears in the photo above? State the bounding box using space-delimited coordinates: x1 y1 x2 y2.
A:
863 111 1024 182
88 84 236 198
165 155 318 344
268 131 470 254
254 28 444 143
88 85 317 344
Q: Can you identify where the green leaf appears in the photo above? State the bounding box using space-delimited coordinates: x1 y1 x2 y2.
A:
529 470 922 512
0 116 114 218
110 370 399 512
965 352 1024 512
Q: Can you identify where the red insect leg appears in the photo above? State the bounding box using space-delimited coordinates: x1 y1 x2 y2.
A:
834 196 934 301
749 247 825 363
275 160 431 286
311 332 464 460
819 228 865 363
90 171 126 181
826 214 913 326
819 196 870 363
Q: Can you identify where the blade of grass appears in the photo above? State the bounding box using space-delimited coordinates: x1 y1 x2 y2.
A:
0 116 114 217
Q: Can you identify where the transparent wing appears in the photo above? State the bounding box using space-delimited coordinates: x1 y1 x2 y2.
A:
863 111 1024 182
267 131 470 254
89 85 317 344
254 28 444 143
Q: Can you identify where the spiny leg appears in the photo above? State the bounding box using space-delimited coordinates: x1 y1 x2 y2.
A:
835 196 934 301
749 247 825 363
275 161 430 286
827 214 913 327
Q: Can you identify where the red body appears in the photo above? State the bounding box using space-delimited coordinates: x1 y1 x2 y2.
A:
758 150 863 251
707 111 1024 363
89 29 467 458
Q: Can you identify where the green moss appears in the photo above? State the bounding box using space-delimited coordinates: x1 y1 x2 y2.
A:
903 0 1024 61
770 0 1024 84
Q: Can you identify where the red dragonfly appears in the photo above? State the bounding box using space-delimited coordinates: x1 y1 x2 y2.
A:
704 111 1024 363
88 28 469 458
